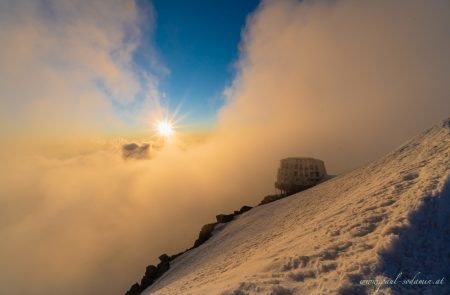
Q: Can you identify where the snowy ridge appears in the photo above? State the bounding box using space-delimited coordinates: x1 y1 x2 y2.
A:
144 119 450 295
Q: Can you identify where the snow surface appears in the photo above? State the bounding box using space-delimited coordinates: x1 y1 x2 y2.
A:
144 120 450 295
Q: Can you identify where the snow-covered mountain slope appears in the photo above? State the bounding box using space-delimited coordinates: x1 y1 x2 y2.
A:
144 120 450 295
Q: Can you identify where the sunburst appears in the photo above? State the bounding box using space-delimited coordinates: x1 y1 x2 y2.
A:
156 120 174 138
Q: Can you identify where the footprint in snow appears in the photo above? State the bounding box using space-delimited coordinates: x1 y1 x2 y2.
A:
288 270 316 282
378 199 396 207
402 172 419 181
350 223 377 237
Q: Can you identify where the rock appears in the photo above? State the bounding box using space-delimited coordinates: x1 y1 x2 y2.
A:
125 205 253 294
216 214 234 223
170 250 186 261
145 265 157 276
157 260 170 274
233 206 253 216
159 254 170 263
193 223 217 248
139 265 158 291
125 283 141 295
259 194 284 205
131 258 172 295
443 117 450 128
140 275 154 289
238 206 252 214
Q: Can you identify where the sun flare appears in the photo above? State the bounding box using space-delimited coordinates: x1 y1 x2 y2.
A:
157 120 174 137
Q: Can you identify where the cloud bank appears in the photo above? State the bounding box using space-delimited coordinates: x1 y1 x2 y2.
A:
218 0 450 171
1 1 450 295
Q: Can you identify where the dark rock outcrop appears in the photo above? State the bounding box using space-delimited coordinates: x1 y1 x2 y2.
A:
140 265 157 287
124 204 254 295
125 253 178 295
216 214 234 223
259 194 285 205
258 187 313 206
158 254 170 263
125 283 141 295
193 223 217 248
170 251 186 261
238 205 253 214
125 184 321 294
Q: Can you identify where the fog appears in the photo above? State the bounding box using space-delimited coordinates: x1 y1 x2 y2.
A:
1 0 450 294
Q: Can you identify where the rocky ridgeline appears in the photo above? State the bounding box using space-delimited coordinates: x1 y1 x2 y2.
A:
258 190 305 205
125 205 253 295
124 186 319 295
125 185 320 295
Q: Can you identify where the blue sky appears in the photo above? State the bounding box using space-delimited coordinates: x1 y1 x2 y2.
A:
135 0 260 130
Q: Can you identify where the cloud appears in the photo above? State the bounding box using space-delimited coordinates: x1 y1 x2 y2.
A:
0 138 264 295
0 0 159 136
122 143 150 159
218 0 450 172
1 1 450 295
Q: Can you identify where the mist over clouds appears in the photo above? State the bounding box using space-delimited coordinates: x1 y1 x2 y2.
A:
1 1 450 295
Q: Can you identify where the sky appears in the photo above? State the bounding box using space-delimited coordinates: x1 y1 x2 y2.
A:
146 0 260 128
1 1 450 295
0 0 261 136
107 0 261 131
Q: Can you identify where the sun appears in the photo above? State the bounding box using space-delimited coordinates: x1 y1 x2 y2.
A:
156 120 174 137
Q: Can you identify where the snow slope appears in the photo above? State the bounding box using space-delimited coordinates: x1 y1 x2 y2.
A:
144 120 450 295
